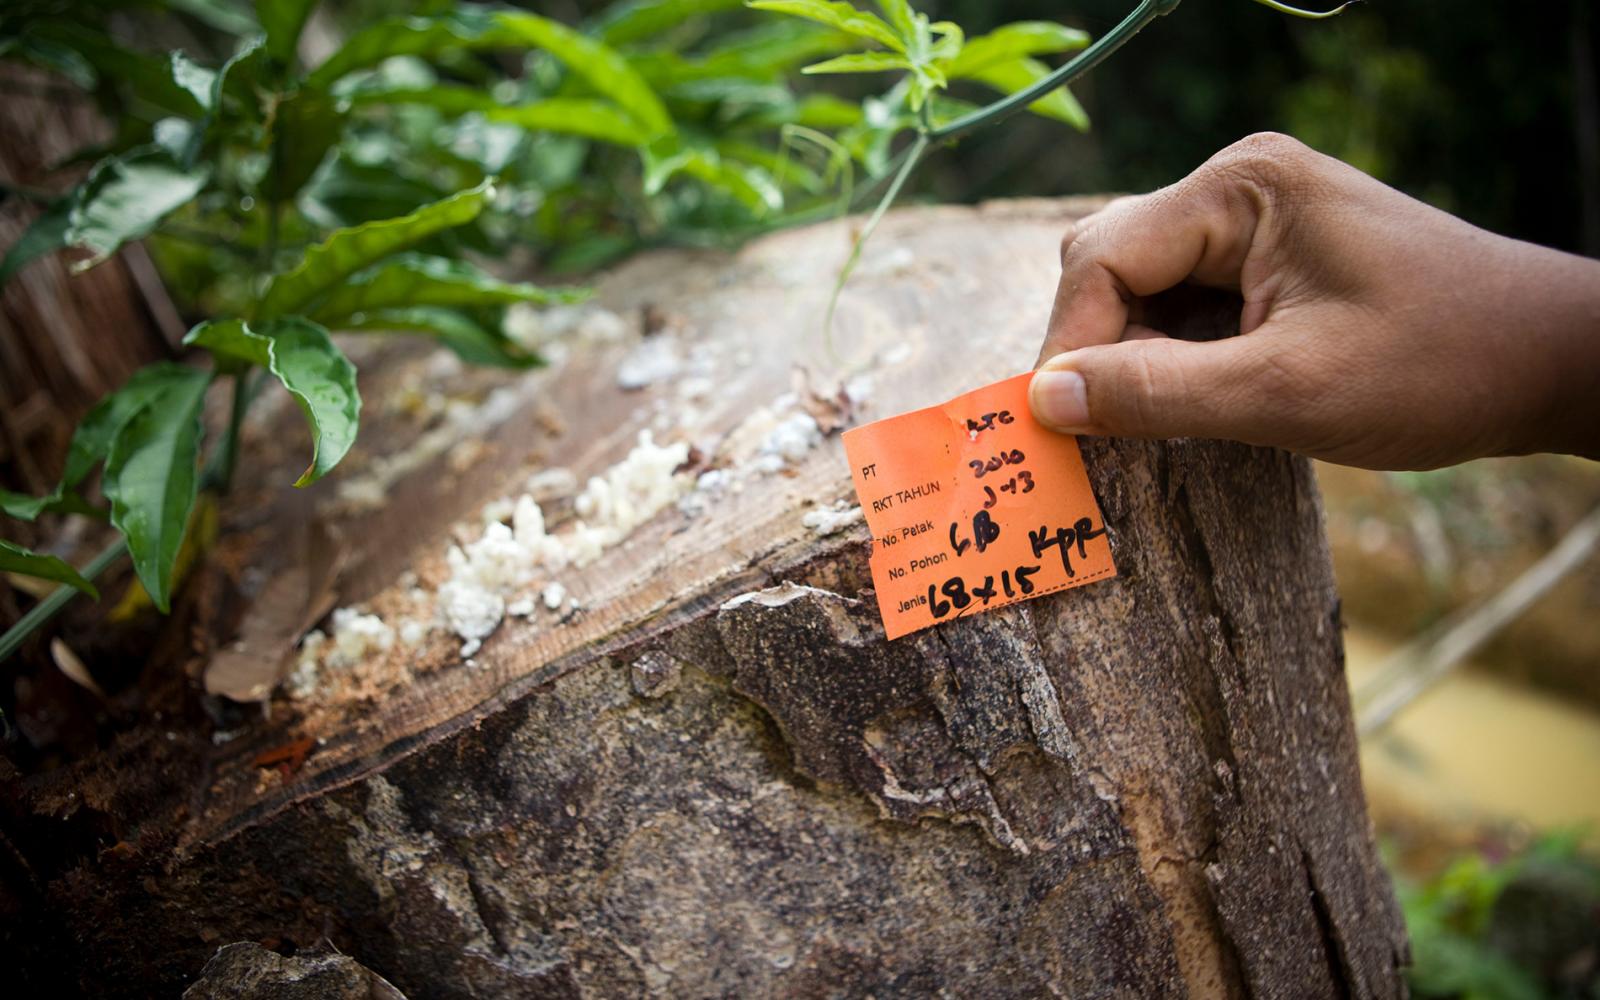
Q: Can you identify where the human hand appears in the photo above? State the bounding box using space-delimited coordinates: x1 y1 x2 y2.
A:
1028 132 1600 469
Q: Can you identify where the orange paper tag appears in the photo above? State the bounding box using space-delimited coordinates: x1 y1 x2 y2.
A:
842 372 1116 640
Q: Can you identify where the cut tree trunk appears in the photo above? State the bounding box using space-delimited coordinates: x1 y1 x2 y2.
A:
2 199 1407 998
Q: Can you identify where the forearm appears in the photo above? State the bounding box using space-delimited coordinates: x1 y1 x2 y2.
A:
1501 245 1600 461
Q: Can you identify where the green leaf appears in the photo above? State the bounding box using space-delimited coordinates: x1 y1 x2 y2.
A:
169 51 217 112
151 117 200 163
966 57 1089 131
700 160 780 214
743 93 864 130
595 0 747 46
545 234 636 275
663 76 790 108
183 317 271 368
1 490 55 522
255 179 494 321
801 52 911 74
430 116 524 177
169 0 260 36
183 318 361 487
308 7 672 138
634 21 859 86
924 92 981 128
309 254 587 324
943 21 1090 78
305 8 494 87
359 87 651 145
66 147 210 270
928 20 962 62
300 156 445 228
489 12 673 137
0 197 72 287
63 363 213 490
903 8 931 62
642 148 695 196
0 540 98 599
876 0 917 42
257 0 319 65
890 14 954 111
209 37 268 122
797 94 867 128
485 100 652 146
344 83 493 114
339 307 542 369
262 87 345 204
746 1 905 53
102 365 212 612
717 139 825 192
646 146 783 215
259 318 360 488
21 24 204 116
0 488 103 522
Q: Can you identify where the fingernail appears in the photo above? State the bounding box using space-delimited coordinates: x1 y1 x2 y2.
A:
1031 369 1089 430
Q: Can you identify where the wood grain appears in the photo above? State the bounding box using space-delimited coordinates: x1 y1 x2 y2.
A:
5 198 1406 998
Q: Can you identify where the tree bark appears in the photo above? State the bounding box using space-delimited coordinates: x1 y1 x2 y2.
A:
2 199 1407 998
0 63 178 498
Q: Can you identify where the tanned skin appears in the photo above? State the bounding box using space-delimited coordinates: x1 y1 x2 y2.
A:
1029 132 1600 470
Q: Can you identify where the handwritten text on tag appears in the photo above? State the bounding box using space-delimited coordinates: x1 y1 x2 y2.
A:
842 373 1116 640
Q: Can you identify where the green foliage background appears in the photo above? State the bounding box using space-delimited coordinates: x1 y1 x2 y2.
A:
1395 831 1600 1000
901 0 1599 258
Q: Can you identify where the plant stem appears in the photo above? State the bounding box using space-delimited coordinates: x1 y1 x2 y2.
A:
822 130 929 355
264 200 282 273
0 540 126 665
807 0 1183 336
851 135 929 263
218 372 250 494
2 369 259 667
1246 0 1358 19
928 0 1183 143
198 369 261 495
1354 504 1600 736
654 141 922 248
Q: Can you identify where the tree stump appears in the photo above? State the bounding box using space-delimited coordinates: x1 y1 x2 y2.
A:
3 199 1408 997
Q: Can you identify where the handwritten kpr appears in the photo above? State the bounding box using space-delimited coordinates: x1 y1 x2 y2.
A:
842 373 1116 640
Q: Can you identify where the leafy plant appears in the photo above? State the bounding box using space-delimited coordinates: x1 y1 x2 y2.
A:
765 0 1357 330
1395 832 1600 999
0 2 603 648
1 0 1353 661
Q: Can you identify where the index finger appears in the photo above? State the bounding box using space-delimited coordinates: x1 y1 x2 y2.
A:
1036 151 1269 365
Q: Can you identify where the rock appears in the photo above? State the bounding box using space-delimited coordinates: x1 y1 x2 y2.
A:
183 942 407 1000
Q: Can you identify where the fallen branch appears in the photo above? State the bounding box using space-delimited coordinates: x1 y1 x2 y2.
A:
1355 502 1600 736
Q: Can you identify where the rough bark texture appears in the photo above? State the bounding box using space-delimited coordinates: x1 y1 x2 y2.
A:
3 200 1407 997
183 943 407 1000
0 63 178 497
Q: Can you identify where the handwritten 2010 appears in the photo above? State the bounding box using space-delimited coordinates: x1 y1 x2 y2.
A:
843 371 1117 640
926 410 1109 623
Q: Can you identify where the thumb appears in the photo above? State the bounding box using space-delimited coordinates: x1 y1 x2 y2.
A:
1030 334 1297 444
